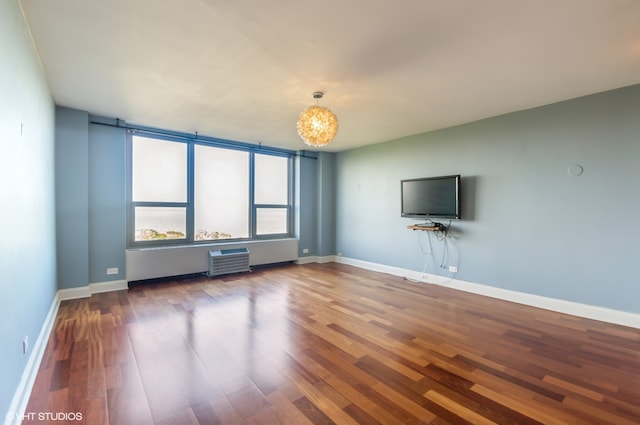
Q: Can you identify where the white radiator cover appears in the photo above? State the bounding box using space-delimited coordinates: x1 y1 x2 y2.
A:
126 238 298 282
208 248 250 277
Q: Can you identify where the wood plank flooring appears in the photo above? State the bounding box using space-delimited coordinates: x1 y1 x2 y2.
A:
24 263 640 424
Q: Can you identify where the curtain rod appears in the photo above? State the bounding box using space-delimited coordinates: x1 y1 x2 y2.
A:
89 120 318 160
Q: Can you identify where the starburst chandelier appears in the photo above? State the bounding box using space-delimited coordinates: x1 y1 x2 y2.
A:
296 91 338 147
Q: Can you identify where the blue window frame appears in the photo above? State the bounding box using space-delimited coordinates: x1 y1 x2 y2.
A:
127 130 293 247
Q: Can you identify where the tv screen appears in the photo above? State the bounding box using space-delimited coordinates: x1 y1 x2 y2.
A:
401 175 461 220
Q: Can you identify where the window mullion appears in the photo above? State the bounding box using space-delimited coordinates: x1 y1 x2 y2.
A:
187 141 195 242
288 156 294 236
249 152 256 239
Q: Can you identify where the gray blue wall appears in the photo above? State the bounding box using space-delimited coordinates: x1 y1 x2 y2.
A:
59 113 313 276
88 120 127 283
336 84 640 313
55 109 127 288
316 152 337 257
0 0 56 418
295 151 337 258
7 0 637 418
55 108 89 288
54 85 640 316
295 152 319 257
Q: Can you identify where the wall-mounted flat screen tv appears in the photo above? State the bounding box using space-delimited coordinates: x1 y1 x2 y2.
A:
401 174 461 220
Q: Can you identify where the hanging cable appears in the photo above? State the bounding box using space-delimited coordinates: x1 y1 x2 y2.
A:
440 237 449 268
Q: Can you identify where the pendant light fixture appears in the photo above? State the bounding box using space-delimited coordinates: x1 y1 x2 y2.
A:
296 91 338 147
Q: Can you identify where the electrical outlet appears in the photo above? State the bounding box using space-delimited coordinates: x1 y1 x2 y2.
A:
448 266 458 273
106 267 118 275
23 336 29 354
302 248 309 254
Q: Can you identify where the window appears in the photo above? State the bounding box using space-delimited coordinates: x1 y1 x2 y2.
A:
195 145 249 240
131 137 188 241
254 154 289 236
128 133 292 246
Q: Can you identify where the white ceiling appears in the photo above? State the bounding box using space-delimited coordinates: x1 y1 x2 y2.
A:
20 0 640 152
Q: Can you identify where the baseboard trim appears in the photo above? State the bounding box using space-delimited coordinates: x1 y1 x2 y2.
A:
6 262 637 425
58 280 128 301
334 256 640 329
5 280 129 425
89 280 129 294
296 255 338 265
5 294 59 425
56 286 89 301
295 256 319 265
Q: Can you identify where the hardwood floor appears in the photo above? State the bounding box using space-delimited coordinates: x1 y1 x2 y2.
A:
25 263 640 424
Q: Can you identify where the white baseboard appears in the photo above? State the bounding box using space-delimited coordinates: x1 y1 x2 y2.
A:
5 295 59 425
295 256 319 265
56 286 90 301
6 262 637 425
5 280 128 425
317 255 338 264
334 256 640 329
296 255 338 265
57 280 128 301
89 280 129 295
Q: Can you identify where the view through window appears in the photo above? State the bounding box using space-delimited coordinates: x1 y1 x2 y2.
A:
129 134 291 244
255 153 289 235
194 145 249 240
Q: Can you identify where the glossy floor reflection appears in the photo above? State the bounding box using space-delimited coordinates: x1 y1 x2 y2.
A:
25 263 640 424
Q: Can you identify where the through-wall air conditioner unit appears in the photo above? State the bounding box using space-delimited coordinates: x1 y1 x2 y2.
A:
208 248 250 277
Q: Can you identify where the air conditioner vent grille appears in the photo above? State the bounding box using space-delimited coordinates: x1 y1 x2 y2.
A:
208 248 250 277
